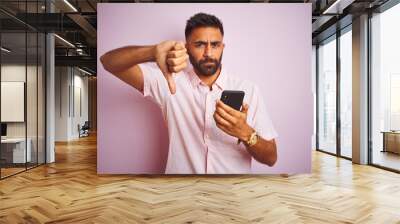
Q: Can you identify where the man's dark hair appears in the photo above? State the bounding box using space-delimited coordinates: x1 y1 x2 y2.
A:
185 13 224 39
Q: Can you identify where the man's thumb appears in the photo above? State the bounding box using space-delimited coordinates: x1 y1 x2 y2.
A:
163 71 176 94
241 104 249 114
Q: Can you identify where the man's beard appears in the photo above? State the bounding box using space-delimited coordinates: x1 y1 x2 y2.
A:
189 53 223 77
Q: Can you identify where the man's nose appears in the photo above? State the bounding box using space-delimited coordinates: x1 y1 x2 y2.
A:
203 44 212 58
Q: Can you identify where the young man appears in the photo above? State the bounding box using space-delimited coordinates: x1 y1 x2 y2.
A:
100 13 278 174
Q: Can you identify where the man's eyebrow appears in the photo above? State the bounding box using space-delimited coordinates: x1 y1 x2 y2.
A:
193 41 207 44
193 41 222 44
211 41 222 44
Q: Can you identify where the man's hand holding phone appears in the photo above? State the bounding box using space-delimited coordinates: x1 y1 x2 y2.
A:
155 41 189 94
213 99 254 143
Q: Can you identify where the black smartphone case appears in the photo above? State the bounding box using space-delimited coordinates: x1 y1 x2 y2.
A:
220 90 245 111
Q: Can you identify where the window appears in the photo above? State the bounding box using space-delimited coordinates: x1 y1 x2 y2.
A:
317 36 337 154
371 2 400 171
339 28 352 158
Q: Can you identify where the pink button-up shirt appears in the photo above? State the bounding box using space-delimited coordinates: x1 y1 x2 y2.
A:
139 62 277 174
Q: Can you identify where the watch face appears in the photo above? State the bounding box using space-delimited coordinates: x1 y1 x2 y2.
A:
248 133 258 146
251 135 257 145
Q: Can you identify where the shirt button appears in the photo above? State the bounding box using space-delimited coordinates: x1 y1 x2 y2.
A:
205 134 209 139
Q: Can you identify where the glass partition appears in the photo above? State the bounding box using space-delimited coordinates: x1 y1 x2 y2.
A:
27 30 38 169
0 1 46 179
1 30 28 177
317 35 337 155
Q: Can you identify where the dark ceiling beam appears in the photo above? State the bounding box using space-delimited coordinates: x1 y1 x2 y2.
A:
55 47 97 57
0 8 38 31
67 13 97 46
86 0 97 12
312 14 352 44
12 13 82 32
9 12 97 47
55 55 96 70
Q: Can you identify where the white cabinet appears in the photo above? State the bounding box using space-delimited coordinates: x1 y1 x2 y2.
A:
1 138 32 163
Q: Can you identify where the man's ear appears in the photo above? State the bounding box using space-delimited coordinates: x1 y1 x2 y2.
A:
185 42 191 56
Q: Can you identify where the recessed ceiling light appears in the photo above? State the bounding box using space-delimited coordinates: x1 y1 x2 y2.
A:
322 0 353 15
63 0 78 12
1 47 11 53
54 34 75 48
78 67 93 76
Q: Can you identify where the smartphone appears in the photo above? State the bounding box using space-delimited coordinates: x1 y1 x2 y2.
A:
220 90 245 111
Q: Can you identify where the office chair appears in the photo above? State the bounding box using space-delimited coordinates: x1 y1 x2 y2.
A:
79 121 90 138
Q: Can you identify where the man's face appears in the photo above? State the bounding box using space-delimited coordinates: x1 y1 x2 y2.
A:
186 27 225 77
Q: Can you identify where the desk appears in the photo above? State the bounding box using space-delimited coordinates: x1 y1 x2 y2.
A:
1 138 31 163
382 131 400 154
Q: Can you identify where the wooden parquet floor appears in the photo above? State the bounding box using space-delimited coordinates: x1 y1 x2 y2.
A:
1 134 400 224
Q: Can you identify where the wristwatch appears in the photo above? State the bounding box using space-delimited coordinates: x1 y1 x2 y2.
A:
245 131 259 147
237 130 259 147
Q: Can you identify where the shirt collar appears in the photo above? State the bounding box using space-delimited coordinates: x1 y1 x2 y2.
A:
188 65 226 90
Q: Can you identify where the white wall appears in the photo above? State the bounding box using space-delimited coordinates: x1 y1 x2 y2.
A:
55 67 89 141
71 73 89 138
55 67 70 141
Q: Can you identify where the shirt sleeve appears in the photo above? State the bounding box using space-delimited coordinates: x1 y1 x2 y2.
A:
138 62 170 108
250 86 278 141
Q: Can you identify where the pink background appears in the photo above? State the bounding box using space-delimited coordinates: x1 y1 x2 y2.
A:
97 3 312 174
